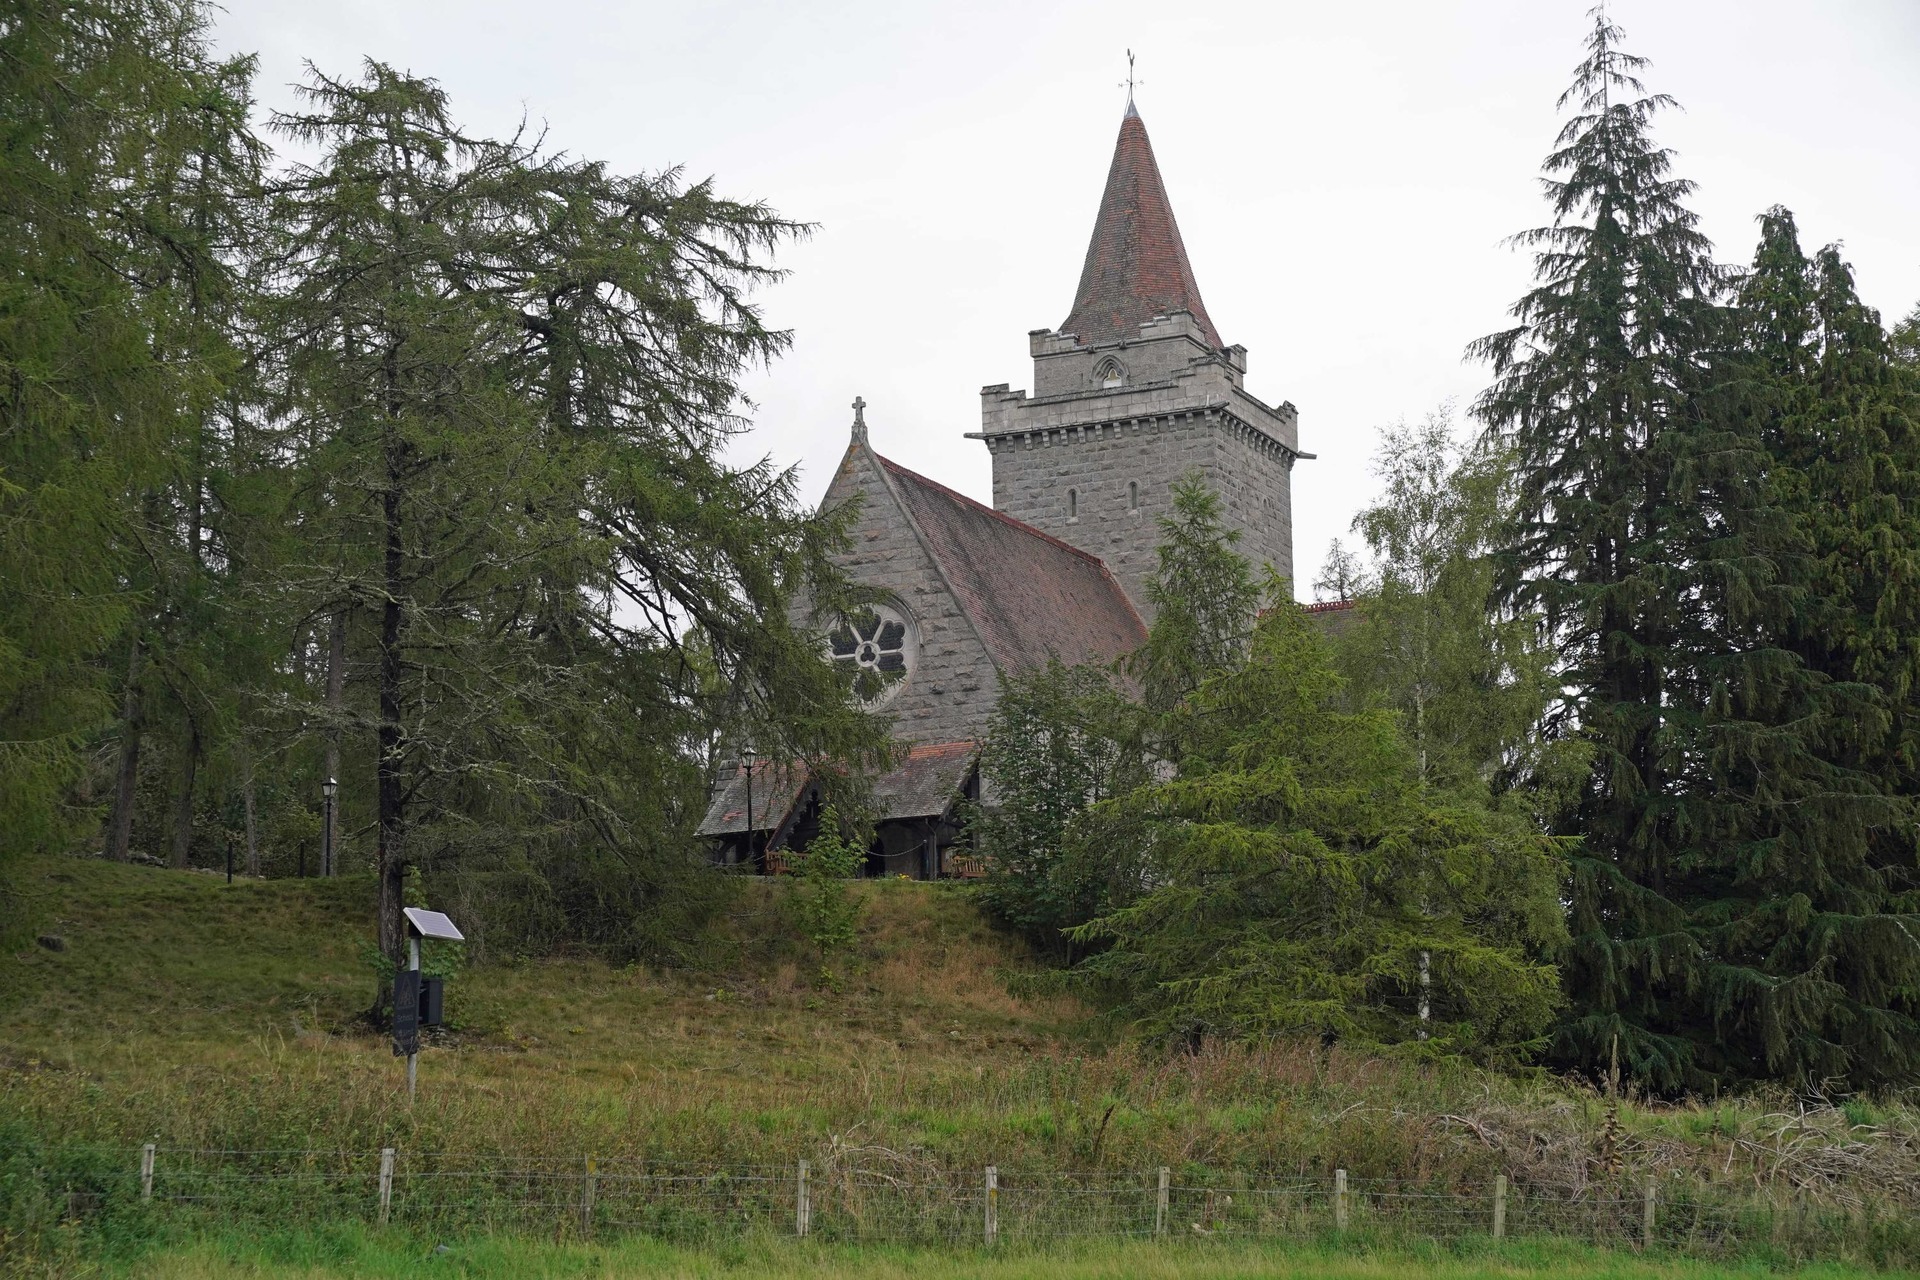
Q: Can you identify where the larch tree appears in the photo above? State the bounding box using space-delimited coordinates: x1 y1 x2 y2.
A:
1132 472 1262 720
264 63 887 983
0 0 261 905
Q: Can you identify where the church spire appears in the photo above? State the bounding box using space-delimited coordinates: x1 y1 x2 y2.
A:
1059 102 1222 349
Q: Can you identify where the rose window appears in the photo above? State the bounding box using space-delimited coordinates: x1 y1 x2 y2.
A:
829 606 913 706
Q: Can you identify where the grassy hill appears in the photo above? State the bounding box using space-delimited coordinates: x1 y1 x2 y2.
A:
5 853 1920 1271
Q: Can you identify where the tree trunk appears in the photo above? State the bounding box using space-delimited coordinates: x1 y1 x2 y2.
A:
105 630 144 862
242 740 260 877
325 609 346 875
169 718 202 870
375 421 408 1010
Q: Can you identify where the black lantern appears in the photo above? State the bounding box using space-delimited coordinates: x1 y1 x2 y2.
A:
320 775 338 877
740 746 758 867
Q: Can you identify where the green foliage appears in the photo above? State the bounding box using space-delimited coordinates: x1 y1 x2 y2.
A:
0 0 225 896
1332 408 1576 813
977 474 1258 958
790 806 865 984
261 61 888 973
972 661 1137 960
1133 472 1262 718
1071 602 1566 1060
0 3 887 968
1475 11 1919 1090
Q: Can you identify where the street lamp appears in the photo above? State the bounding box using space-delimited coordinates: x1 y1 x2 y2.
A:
321 775 338 878
740 746 757 869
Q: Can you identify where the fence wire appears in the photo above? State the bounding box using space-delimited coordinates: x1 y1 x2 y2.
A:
21 1144 1915 1261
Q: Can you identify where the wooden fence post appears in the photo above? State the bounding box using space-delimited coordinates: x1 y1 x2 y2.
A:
582 1156 596 1239
377 1148 394 1226
1642 1180 1657 1249
1334 1168 1349 1231
1492 1174 1507 1239
1155 1166 1170 1238
796 1159 811 1237
140 1144 155 1202
984 1165 999 1245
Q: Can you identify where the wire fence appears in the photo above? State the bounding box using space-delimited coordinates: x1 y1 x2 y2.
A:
17 1144 1917 1261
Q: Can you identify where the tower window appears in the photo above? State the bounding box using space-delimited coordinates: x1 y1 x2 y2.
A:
1067 488 1078 520
1128 481 1140 512
1094 357 1125 389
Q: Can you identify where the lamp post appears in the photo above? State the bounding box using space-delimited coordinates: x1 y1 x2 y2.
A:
741 746 757 870
321 775 337 877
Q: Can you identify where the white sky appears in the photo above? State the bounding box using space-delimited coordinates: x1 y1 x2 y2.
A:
215 0 1920 599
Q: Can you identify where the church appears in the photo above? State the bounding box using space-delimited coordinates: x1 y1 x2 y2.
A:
700 98 1309 875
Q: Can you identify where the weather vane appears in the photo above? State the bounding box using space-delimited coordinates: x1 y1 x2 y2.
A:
1121 49 1142 108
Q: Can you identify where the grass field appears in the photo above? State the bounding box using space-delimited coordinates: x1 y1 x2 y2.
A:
5 855 1920 1274
66 1229 1918 1280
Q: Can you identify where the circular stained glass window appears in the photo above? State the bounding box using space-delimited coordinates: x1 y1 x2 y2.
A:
828 606 914 706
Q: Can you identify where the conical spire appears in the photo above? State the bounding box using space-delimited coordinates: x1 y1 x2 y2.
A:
1060 107 1222 349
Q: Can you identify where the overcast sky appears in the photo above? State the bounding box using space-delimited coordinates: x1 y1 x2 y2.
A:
213 0 1920 599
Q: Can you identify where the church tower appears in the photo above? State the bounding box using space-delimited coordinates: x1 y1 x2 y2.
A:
971 101 1307 620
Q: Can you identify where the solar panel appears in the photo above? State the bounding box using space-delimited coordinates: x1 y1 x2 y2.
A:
402 907 465 941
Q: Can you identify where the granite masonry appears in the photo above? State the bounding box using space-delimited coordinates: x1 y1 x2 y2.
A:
699 96 1306 874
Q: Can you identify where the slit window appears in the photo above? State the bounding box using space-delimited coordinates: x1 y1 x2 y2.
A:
1128 481 1140 511
1067 488 1078 519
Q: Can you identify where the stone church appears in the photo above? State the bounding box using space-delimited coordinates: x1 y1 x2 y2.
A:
700 98 1308 875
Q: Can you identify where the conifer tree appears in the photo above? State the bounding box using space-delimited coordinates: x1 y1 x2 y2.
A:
265 63 886 977
1132 471 1261 718
1071 602 1565 1057
1478 10 1913 1088
0 0 257 898
1716 211 1920 1085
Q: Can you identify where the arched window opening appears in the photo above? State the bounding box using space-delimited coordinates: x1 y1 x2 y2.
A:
1128 480 1140 512
1067 488 1078 520
1094 357 1125 389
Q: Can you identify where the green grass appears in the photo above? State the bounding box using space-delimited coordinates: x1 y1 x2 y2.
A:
6 854 1920 1273
59 1228 1915 1280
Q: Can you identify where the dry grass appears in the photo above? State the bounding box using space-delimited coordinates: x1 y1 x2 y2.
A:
4 854 1920 1216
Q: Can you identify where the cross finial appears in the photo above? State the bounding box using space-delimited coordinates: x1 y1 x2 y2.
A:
851 395 868 444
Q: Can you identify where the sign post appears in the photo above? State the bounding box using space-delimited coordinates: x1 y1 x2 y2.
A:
394 907 463 1102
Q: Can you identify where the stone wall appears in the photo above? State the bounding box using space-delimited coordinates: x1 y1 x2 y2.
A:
986 410 1294 616
807 445 1000 746
977 308 1302 621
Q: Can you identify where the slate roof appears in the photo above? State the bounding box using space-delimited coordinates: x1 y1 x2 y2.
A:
870 741 978 821
695 742 979 838
695 759 810 838
1060 106 1223 350
875 453 1148 673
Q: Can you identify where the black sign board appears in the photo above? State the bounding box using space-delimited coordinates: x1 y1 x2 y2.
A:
392 969 420 1057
